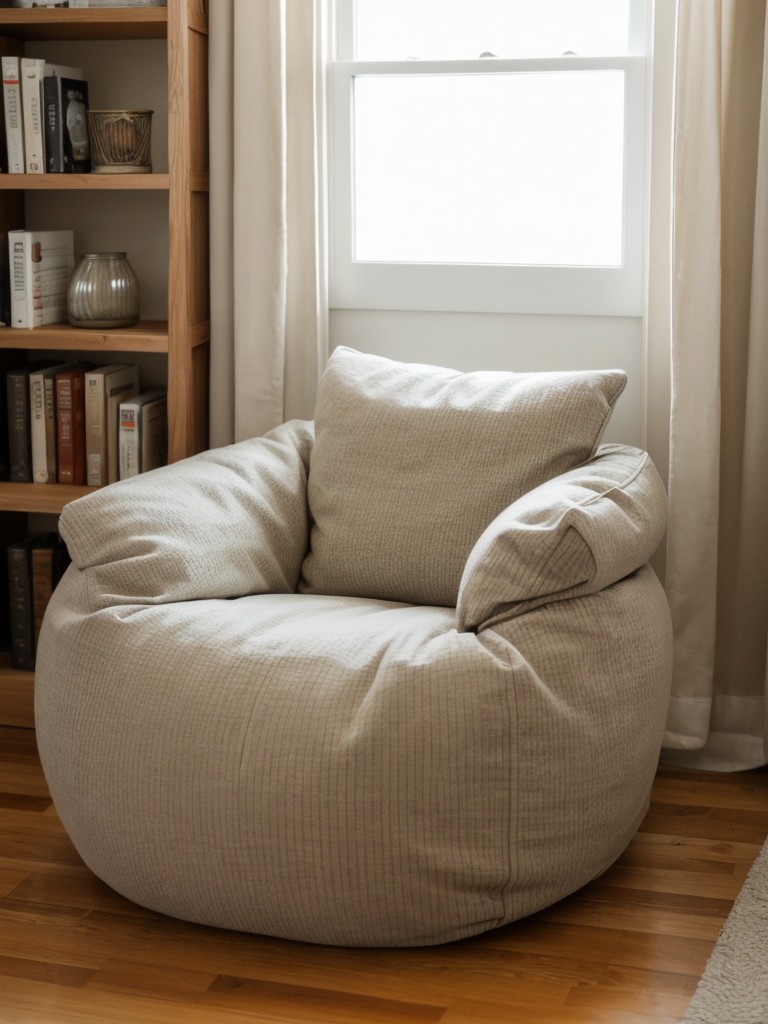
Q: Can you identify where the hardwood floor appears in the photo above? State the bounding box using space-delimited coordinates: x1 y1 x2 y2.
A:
1 724 767 1024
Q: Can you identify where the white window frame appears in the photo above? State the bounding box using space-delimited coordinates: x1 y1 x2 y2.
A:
330 0 648 317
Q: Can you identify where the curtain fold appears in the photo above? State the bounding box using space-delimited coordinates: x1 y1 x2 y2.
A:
208 0 328 446
663 0 768 770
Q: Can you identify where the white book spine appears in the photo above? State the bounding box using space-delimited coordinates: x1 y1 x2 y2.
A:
119 391 163 479
42 375 59 483
21 57 46 174
29 231 74 327
84 371 107 486
8 231 31 329
29 369 57 483
106 369 139 484
2 56 25 174
118 402 141 479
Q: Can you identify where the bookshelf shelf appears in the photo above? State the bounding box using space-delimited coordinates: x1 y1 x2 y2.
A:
0 320 170 353
0 482 95 515
0 9 167 43
0 173 171 190
0 1 210 726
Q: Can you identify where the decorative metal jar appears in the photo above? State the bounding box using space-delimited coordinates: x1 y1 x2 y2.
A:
66 252 140 329
87 109 153 173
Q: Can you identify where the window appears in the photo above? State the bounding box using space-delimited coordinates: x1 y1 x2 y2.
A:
331 0 648 315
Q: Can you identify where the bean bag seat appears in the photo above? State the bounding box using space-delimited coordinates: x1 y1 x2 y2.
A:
35 347 672 947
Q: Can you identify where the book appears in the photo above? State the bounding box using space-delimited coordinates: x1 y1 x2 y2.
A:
29 360 83 484
31 534 69 651
0 212 11 326
84 364 139 486
8 229 75 328
119 391 167 479
2 55 24 174
20 59 83 174
56 362 94 485
0 542 10 652
6 359 59 482
30 361 63 484
7 533 57 670
42 74 89 173
0 370 9 481
20 56 46 174
7 536 35 670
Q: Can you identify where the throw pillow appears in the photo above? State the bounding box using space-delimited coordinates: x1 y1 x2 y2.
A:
300 347 626 606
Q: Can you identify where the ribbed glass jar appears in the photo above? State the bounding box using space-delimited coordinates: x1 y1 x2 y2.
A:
66 252 140 329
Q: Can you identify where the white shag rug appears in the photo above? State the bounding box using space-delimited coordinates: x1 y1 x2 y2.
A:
681 838 768 1023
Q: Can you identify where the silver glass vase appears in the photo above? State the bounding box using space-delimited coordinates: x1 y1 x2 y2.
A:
66 251 140 329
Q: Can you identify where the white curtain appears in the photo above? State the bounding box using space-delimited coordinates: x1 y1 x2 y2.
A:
208 0 328 446
663 0 768 770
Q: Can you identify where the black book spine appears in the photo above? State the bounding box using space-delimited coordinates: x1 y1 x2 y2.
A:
43 74 64 173
7 539 34 670
7 369 31 482
0 364 9 481
61 79 90 174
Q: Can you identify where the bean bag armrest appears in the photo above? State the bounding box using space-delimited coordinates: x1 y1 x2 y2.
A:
58 419 314 611
456 445 667 633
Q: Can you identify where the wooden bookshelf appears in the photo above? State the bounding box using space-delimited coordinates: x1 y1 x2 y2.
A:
0 1 210 726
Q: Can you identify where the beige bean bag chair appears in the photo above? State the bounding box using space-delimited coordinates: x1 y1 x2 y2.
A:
35 347 672 947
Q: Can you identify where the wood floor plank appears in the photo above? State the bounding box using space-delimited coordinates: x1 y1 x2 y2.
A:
539 898 726 941
0 725 765 1024
616 839 745 874
0 953 95 988
440 999 683 1024
7 869 163 918
576 881 734 917
626 831 766 864
86 958 219 1003
197 976 448 1023
639 806 768 844
596 863 748 900
650 777 768 811
609 932 714 975
0 974 307 1024
0 866 30 898
563 984 695 1019
470 918 624 962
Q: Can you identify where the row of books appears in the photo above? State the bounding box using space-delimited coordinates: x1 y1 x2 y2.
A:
5 359 167 486
6 530 69 670
1 53 89 174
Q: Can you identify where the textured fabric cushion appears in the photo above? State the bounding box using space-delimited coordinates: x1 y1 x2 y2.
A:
58 419 314 609
457 444 668 631
36 563 672 947
300 347 627 606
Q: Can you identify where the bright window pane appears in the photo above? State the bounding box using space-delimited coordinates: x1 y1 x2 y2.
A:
353 71 625 267
354 0 631 59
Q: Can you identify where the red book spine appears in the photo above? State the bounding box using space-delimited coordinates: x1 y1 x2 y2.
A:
56 370 87 484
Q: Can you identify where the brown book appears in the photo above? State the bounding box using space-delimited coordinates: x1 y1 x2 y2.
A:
31 534 70 651
55 362 93 485
7 532 57 671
